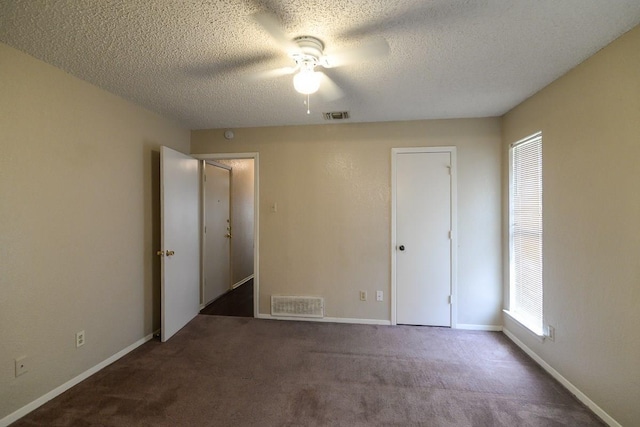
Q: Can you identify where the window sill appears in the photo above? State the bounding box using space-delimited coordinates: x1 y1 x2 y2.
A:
503 310 545 342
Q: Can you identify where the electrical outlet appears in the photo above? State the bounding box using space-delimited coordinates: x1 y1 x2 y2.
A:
15 356 28 377
376 291 383 302
546 325 555 342
76 330 85 348
359 291 367 301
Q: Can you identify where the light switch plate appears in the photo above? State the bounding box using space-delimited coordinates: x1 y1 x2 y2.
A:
15 356 28 377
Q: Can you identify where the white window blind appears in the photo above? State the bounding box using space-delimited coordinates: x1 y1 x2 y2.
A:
510 132 543 334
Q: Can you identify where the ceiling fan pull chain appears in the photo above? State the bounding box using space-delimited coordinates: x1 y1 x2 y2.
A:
306 94 311 115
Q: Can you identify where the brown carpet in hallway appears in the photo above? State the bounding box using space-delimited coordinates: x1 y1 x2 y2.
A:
200 279 253 317
12 316 605 426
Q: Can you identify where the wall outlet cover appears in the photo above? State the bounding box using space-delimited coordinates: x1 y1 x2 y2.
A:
546 325 555 341
76 330 85 348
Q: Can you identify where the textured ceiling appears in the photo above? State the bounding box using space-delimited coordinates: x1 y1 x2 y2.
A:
1 0 640 129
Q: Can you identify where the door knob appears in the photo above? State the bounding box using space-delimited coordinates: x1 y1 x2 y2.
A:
398 245 405 251
156 250 164 256
166 250 175 256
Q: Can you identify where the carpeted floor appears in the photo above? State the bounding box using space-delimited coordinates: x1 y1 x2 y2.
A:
12 316 604 426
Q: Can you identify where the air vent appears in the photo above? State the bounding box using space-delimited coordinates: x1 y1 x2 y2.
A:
271 296 324 318
323 111 350 120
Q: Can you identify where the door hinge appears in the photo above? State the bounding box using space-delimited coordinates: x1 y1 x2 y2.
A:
204 174 207 182
204 226 207 234
447 165 451 175
448 295 452 304
448 230 452 239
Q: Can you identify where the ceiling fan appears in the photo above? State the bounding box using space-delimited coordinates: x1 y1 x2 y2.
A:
250 11 390 105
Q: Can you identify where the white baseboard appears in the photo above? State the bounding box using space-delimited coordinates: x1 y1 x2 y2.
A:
456 323 503 331
503 328 620 427
1 331 157 427
256 313 391 326
255 315 501 330
232 274 254 290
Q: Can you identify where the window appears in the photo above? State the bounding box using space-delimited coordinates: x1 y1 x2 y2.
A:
509 132 543 335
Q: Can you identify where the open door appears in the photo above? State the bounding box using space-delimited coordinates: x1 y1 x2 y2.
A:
160 146 200 342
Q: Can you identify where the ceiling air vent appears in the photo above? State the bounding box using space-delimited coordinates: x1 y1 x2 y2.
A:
323 111 350 120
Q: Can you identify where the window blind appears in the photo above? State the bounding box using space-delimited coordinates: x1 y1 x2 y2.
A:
510 132 543 334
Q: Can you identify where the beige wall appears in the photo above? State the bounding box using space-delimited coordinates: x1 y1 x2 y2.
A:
218 159 255 285
0 42 190 419
192 118 502 324
502 25 640 426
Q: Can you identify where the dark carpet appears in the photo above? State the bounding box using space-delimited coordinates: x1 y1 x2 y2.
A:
200 279 254 317
12 316 604 426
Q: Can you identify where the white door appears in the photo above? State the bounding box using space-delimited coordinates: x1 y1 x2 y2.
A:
160 146 200 342
203 162 231 305
395 150 452 326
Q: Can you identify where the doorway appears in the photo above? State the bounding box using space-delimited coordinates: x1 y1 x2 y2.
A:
392 147 457 327
197 155 257 318
202 161 231 306
159 149 258 341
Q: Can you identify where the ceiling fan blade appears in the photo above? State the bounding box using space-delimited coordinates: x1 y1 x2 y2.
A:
251 11 299 54
249 66 298 81
321 38 389 69
318 72 345 102
339 2 483 40
194 53 280 76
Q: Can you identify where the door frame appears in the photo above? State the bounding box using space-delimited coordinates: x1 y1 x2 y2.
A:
194 152 259 318
391 147 458 327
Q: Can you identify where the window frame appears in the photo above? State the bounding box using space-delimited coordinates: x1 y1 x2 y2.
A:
508 131 544 336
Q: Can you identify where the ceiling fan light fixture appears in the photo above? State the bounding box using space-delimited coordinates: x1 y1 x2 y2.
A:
293 68 321 95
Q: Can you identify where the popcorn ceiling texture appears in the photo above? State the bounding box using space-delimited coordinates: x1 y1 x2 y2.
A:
1 0 639 129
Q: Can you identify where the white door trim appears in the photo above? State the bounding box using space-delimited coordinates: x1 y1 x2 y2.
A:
391 147 458 327
194 152 259 318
